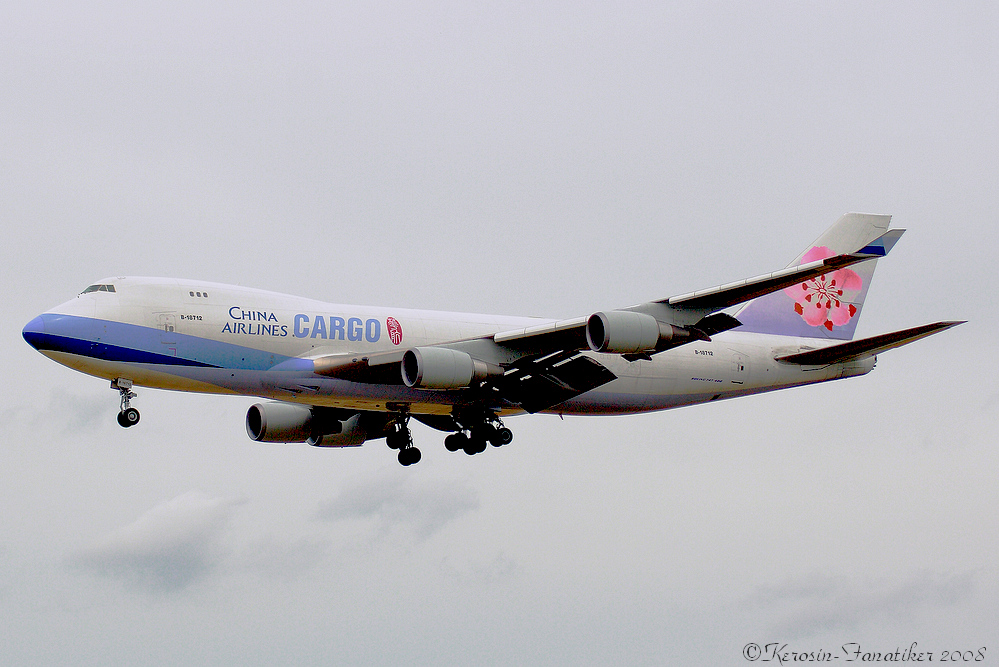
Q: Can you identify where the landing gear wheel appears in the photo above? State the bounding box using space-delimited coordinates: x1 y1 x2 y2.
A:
117 407 140 428
112 378 139 428
449 409 513 455
444 432 467 452
386 416 413 450
490 427 513 447
386 428 408 450
398 447 422 466
471 426 493 452
464 431 488 455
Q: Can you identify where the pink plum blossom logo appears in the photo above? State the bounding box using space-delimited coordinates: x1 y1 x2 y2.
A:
784 246 863 332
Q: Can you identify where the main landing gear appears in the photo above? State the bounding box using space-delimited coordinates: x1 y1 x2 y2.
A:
112 378 140 428
385 408 513 465
385 414 421 466
444 415 513 456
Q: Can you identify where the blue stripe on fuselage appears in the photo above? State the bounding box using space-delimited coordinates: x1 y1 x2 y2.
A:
25 330 219 367
24 314 294 370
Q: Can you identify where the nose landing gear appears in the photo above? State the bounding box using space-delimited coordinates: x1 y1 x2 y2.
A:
112 378 140 428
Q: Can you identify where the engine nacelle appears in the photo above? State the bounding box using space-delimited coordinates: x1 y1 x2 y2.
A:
401 347 504 389
586 310 682 354
308 413 366 448
247 402 369 446
246 402 315 442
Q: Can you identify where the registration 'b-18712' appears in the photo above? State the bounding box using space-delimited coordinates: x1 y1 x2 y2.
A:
23 214 962 465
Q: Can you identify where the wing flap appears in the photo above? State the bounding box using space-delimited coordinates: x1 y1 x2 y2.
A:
776 321 965 365
491 352 618 413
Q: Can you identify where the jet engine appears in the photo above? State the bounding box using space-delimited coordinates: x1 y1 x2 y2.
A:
401 346 504 389
246 402 315 442
586 310 701 354
246 402 372 447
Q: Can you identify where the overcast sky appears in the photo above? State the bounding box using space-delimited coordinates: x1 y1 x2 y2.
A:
2 2 996 665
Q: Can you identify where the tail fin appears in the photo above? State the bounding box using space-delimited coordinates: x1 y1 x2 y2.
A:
735 213 903 340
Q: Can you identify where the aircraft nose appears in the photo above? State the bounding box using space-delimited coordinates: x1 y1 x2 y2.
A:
22 315 46 350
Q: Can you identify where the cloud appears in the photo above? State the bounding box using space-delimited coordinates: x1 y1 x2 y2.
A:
0 388 108 437
750 570 978 638
315 470 480 541
237 535 329 581
440 552 520 587
43 388 108 434
70 490 243 593
0 545 10 601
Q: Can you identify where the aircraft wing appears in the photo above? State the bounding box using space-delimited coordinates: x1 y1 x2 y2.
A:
663 228 903 311
492 316 588 351
488 350 618 414
492 228 904 351
299 223 908 413
304 345 617 413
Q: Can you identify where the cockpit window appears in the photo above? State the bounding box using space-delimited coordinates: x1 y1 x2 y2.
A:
81 284 116 294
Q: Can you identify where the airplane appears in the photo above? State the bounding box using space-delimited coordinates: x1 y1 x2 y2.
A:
22 213 962 466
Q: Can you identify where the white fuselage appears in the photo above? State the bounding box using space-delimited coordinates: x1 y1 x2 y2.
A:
28 277 874 417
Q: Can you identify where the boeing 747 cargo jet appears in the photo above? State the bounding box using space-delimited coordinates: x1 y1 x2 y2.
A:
23 214 962 465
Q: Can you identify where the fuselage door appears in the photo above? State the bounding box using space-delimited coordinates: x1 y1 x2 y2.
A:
156 312 178 355
731 351 749 385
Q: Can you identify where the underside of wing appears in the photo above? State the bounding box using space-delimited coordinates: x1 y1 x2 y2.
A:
486 351 618 414
291 343 620 415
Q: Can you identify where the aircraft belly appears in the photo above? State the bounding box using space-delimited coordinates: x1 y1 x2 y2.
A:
41 351 240 395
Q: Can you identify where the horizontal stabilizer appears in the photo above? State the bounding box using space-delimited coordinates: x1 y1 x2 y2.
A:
776 321 965 365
